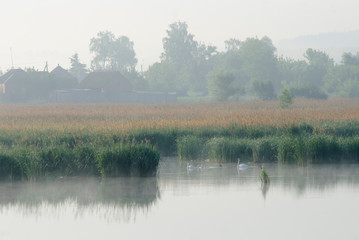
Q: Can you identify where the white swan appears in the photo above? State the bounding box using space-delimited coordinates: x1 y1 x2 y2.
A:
237 158 249 170
187 163 196 171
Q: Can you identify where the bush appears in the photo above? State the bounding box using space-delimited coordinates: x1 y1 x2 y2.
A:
253 80 276 100
279 87 293 109
290 84 328 99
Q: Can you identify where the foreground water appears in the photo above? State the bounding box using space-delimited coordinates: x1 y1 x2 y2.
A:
0 158 359 240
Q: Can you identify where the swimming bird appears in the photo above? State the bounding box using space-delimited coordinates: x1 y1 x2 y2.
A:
237 158 249 170
187 163 196 171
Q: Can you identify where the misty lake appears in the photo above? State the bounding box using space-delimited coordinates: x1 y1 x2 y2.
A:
0 157 358 240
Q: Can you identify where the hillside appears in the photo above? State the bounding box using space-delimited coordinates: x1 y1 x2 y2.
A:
276 30 359 62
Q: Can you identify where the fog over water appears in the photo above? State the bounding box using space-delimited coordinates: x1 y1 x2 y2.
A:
1 0 359 70
0 159 359 240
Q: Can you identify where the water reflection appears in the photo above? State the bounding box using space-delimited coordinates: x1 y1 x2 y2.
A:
0 177 160 222
261 182 270 199
0 158 359 223
159 158 359 198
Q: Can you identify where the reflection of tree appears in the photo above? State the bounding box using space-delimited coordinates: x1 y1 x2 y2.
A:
0 177 160 222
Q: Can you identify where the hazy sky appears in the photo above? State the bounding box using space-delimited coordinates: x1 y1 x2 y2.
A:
0 0 358 71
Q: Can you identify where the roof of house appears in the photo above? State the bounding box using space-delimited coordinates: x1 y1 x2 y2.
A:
0 69 28 84
50 65 75 80
79 71 133 91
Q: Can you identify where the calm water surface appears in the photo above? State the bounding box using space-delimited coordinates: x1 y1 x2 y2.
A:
0 158 359 240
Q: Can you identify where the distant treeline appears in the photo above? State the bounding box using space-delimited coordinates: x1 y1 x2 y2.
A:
2 21 358 102
66 22 359 101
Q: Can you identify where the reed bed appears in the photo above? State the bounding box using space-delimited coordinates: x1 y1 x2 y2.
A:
0 97 358 177
0 98 359 132
0 143 159 181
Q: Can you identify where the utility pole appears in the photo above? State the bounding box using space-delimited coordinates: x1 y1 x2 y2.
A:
44 61 48 72
10 47 14 69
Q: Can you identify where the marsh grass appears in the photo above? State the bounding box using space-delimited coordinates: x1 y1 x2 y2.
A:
97 144 160 177
0 143 160 181
0 100 359 179
206 137 252 162
177 135 206 160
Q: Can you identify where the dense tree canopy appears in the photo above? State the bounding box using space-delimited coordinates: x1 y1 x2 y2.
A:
161 22 197 68
90 31 137 72
147 21 217 93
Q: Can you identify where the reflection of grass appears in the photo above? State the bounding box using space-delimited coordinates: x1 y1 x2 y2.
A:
0 177 160 221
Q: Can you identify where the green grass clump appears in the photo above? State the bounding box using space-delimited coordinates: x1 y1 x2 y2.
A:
0 142 160 181
0 152 21 180
177 135 206 160
260 165 270 184
277 136 305 165
339 136 359 162
97 144 160 177
306 135 341 163
207 137 252 162
252 138 278 163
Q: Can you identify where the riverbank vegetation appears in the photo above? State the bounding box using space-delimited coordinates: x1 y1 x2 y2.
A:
0 98 359 180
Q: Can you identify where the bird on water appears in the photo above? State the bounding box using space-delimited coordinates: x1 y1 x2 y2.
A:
237 158 249 170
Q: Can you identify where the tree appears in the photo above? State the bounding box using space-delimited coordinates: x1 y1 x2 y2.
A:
122 69 148 91
150 21 217 93
224 38 241 52
161 22 197 68
110 36 137 71
290 84 328 99
253 80 276 100
206 36 279 100
146 61 180 91
342 52 359 66
239 37 279 90
90 31 115 70
69 53 88 82
208 71 236 101
323 64 359 97
90 31 137 72
304 48 333 87
277 57 308 87
279 87 293 109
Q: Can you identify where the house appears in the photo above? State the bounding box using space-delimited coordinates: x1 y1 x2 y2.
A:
0 69 29 102
50 65 78 89
52 71 178 104
79 71 133 94
0 66 78 102
50 71 133 103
